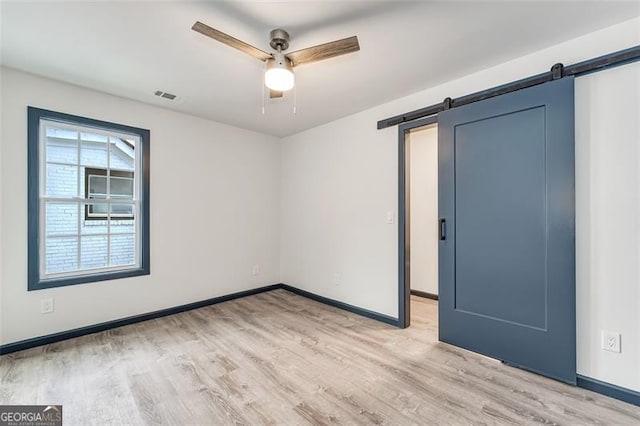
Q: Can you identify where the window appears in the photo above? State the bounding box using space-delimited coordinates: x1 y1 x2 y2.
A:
28 107 150 290
84 168 134 220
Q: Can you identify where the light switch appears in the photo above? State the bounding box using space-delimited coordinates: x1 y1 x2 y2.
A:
386 211 395 224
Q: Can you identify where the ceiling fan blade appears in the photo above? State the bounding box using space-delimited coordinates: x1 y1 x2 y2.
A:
192 21 272 62
270 90 284 99
286 36 359 67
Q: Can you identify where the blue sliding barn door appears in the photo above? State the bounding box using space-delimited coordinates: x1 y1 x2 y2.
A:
438 77 576 383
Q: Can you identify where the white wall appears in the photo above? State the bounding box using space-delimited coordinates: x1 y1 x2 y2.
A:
0 67 282 345
575 61 640 392
280 17 640 390
409 125 438 295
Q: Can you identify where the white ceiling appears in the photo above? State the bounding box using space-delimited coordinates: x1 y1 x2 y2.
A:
1 1 638 137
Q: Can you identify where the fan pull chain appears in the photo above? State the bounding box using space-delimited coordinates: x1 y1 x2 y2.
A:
293 85 297 115
261 62 266 115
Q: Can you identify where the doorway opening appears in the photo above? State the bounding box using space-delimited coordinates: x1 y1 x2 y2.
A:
398 116 438 328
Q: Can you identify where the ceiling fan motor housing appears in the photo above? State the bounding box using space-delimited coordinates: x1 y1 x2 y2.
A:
267 52 293 72
269 28 290 51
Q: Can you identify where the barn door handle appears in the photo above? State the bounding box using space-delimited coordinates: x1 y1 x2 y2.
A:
439 218 446 241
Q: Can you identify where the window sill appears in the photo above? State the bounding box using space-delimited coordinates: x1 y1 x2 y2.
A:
28 267 150 291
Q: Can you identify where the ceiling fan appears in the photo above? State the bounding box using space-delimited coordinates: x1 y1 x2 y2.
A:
192 21 360 99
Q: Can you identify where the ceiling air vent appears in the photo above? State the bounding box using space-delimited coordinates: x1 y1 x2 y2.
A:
154 90 177 100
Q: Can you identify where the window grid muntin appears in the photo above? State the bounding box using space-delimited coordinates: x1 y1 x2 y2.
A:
39 118 142 279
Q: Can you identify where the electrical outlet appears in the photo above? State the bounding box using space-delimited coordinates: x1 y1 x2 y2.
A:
334 273 340 286
252 265 260 276
40 298 54 314
602 331 621 353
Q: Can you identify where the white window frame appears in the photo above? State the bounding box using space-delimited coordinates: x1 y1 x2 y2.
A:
38 119 143 281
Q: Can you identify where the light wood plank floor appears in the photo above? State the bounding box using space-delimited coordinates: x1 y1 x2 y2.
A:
1 290 639 425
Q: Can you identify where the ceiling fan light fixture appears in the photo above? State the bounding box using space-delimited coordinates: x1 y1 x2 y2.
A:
265 53 294 92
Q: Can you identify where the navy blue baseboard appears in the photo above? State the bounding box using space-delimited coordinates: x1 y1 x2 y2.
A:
0 283 398 355
0 284 281 355
280 284 399 326
410 289 439 301
577 375 640 406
